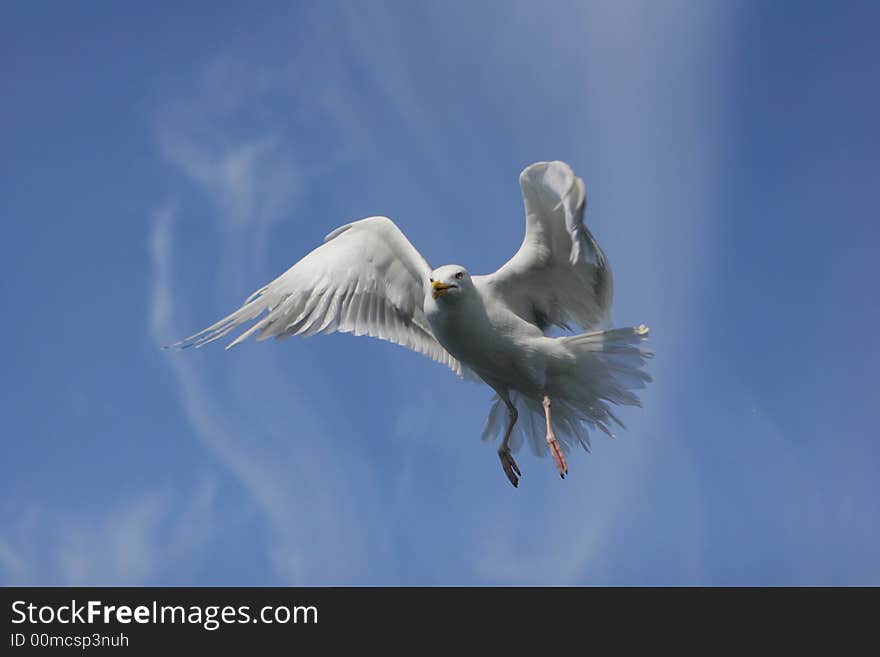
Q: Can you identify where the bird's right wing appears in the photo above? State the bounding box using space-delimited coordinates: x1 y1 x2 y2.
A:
170 216 465 376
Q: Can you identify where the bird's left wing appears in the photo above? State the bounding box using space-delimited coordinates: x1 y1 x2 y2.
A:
170 216 465 376
483 161 613 332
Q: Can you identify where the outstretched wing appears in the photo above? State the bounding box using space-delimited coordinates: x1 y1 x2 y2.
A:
170 216 465 376
484 161 613 332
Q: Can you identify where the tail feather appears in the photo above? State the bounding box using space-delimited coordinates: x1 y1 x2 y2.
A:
481 324 652 457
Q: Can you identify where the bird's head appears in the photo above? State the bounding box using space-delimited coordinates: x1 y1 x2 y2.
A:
429 265 472 300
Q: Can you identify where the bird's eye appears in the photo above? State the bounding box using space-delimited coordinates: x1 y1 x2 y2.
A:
429 278 434 283
455 272 464 280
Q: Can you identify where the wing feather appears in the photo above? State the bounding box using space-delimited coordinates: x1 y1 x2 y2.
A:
483 161 613 332
170 216 465 376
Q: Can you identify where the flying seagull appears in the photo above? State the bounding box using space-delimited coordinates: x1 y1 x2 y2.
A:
171 161 652 487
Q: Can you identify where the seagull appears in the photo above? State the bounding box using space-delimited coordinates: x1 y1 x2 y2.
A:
171 161 652 487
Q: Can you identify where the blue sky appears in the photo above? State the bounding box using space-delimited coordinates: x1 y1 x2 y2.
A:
1 1 877 585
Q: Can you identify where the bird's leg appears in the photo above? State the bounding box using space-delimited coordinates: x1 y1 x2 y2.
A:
497 400 521 488
543 394 568 478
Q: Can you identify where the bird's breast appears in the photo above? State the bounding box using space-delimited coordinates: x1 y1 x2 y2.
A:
425 296 542 390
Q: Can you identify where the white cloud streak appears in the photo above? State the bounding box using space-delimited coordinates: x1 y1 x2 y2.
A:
149 43 397 583
0 481 218 586
468 0 740 584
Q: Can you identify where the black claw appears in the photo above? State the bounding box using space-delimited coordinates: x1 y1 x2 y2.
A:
560 473 565 479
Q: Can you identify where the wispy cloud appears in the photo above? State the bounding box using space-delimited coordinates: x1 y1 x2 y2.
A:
0 481 217 586
148 202 176 343
466 0 739 584
149 50 397 583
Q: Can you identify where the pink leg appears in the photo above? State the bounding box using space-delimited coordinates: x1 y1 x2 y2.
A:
543 394 568 478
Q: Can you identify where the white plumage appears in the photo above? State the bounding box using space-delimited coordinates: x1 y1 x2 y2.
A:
172 161 652 486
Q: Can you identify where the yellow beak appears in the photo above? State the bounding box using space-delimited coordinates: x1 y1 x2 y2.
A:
432 281 454 299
